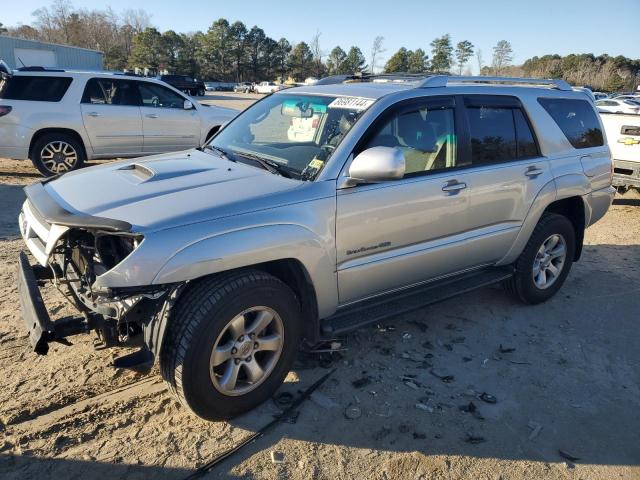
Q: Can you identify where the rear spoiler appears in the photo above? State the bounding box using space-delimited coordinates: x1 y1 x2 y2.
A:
24 182 132 232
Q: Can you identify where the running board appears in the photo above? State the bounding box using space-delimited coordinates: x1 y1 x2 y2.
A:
321 267 513 336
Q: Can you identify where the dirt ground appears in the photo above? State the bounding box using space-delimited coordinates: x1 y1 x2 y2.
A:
1 93 639 479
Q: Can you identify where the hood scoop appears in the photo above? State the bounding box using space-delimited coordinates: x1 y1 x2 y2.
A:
117 157 214 183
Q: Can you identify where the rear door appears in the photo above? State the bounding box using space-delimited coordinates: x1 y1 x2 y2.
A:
136 81 201 153
336 96 472 304
80 78 143 156
461 95 553 266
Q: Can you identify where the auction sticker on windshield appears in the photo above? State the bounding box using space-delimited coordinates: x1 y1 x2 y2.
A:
328 97 375 110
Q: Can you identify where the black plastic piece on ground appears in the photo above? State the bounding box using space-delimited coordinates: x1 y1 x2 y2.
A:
113 348 154 374
322 267 513 335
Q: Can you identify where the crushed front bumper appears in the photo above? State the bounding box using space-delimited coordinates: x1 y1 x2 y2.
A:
17 251 90 355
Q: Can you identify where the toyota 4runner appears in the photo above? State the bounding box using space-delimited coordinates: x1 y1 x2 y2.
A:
17 75 615 420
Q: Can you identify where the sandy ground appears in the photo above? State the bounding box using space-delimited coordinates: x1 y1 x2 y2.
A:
1 93 639 479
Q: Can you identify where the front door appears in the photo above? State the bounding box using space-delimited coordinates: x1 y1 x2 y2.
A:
136 81 201 153
460 95 553 266
80 78 143 156
336 96 472 304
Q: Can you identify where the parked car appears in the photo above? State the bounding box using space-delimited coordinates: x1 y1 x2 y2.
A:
596 98 640 114
255 81 286 94
612 95 640 103
17 75 614 421
0 66 237 176
157 75 206 96
592 92 609 101
234 82 254 93
600 112 640 193
205 82 235 92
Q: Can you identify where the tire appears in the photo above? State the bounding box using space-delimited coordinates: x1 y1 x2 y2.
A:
503 213 576 304
197 88 205 96
30 132 85 177
160 270 301 420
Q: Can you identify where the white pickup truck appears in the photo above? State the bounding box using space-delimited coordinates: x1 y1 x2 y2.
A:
601 113 640 193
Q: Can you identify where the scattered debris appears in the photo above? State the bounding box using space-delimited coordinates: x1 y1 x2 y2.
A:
344 405 362 420
374 427 392 441
465 433 487 444
463 356 473 362
499 344 516 353
527 420 542 440
310 392 339 409
413 432 427 439
430 369 455 383
407 320 429 332
459 401 484 420
281 411 299 424
422 340 434 350
270 451 285 464
376 325 396 332
273 392 294 409
404 380 420 390
558 449 580 462
402 332 412 341
479 392 497 404
415 403 434 413
351 376 372 389
482 358 489 367
509 360 532 365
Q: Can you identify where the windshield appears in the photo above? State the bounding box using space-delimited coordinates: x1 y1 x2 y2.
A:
206 93 373 180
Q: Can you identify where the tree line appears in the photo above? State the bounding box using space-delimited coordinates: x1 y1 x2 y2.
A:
2 0 639 91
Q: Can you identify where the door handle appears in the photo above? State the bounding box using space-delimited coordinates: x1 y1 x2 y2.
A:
524 166 544 177
145 113 159 119
87 112 100 117
442 181 467 193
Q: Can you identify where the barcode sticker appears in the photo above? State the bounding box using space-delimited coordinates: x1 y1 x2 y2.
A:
328 97 375 110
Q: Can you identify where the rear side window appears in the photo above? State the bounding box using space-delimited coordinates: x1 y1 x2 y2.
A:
466 105 539 165
0 76 72 102
538 98 604 149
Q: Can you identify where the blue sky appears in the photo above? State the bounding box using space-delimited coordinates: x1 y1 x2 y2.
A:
4 0 639 73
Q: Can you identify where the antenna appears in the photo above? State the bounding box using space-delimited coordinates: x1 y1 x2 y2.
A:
17 57 26 68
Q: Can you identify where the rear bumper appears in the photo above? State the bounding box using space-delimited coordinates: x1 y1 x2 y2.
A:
586 185 616 227
612 159 640 188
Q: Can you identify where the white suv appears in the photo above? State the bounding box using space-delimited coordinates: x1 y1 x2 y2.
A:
0 66 238 176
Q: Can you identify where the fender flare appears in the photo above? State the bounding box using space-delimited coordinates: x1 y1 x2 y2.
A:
152 223 338 319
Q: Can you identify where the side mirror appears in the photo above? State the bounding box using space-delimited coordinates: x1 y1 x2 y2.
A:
184 99 194 110
348 146 405 184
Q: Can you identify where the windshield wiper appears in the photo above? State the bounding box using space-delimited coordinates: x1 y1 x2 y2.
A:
203 144 235 162
235 151 290 177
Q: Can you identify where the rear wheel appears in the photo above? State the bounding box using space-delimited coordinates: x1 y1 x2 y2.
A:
31 133 85 177
160 270 301 420
504 213 576 304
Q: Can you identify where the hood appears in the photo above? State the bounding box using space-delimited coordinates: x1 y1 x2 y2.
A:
199 103 239 121
43 150 302 232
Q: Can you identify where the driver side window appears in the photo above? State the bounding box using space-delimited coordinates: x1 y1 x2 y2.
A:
137 82 185 109
364 99 460 177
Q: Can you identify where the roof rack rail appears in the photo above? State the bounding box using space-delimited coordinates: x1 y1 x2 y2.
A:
315 72 432 86
419 75 572 91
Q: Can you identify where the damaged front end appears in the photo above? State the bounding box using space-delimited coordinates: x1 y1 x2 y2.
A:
17 182 177 373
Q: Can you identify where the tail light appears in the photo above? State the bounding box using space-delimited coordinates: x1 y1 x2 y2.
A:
0 106 12 117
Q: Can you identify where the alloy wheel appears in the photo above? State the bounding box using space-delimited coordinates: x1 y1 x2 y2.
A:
209 306 284 396
532 233 567 289
40 141 78 174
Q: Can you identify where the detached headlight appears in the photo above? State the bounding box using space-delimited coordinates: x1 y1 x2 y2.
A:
95 233 144 271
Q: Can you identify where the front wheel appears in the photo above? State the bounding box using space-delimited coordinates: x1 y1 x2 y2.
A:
160 270 301 420
504 213 576 304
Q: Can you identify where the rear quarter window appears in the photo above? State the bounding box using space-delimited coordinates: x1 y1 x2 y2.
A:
0 76 72 102
538 97 604 149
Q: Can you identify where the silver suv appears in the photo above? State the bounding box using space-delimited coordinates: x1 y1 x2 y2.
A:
17 75 615 420
0 65 237 176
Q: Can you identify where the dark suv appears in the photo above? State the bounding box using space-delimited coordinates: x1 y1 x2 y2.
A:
157 75 206 96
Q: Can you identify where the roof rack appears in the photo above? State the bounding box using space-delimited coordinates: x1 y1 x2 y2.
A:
314 72 431 86
419 75 572 91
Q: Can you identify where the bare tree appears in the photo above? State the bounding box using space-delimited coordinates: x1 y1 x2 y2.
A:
492 40 513 75
309 30 324 77
370 35 385 74
476 49 484 74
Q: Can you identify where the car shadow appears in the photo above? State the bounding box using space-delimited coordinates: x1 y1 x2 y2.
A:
220 243 640 470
